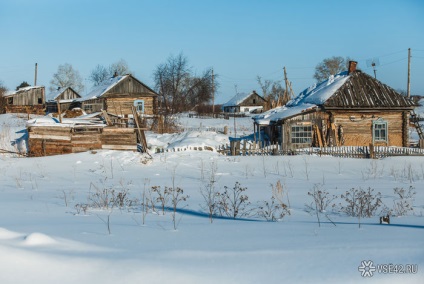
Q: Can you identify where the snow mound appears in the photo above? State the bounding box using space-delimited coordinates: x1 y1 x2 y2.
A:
0 227 23 240
23 233 57 246
147 130 229 152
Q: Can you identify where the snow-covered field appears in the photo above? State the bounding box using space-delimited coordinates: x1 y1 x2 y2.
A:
0 113 423 284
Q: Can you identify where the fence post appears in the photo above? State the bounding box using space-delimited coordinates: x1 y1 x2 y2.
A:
369 143 375 159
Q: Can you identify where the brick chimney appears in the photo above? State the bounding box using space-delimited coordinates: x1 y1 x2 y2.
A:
348 61 357 75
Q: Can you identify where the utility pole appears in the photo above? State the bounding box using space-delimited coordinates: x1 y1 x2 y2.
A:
283 67 294 105
34 63 38 86
212 68 214 114
407 48 411 98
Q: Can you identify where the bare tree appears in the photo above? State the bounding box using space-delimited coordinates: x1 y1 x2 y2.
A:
108 59 131 77
314 56 351 82
49 63 84 93
89 59 132 86
154 53 215 114
257 76 287 109
0 81 7 114
89 65 109 86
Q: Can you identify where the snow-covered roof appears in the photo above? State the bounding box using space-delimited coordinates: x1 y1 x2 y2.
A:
222 92 253 107
46 88 66 101
79 75 127 101
253 72 349 125
46 88 63 101
6 85 44 97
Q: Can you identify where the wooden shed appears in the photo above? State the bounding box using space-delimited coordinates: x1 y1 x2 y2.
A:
4 86 45 115
27 122 138 157
253 62 420 151
80 74 158 117
46 87 81 113
222 91 266 113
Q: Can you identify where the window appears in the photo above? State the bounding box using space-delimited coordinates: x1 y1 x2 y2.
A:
291 125 312 144
134 100 144 113
253 99 256 104
373 119 388 143
84 105 93 113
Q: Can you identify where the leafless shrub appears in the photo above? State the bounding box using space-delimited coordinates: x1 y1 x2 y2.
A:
393 186 416 216
151 185 171 215
305 184 337 227
216 182 251 219
169 186 189 230
339 187 382 228
256 181 290 222
362 160 384 180
271 180 290 211
256 196 289 221
200 160 219 223
74 203 89 215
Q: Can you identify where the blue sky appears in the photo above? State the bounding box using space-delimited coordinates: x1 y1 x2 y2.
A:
1 0 423 103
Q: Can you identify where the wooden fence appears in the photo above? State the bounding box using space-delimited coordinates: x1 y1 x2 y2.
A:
218 140 424 159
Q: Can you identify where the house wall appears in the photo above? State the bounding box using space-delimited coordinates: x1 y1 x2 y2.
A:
82 98 104 114
264 109 407 151
279 112 329 151
9 87 45 106
331 110 404 147
105 96 156 116
57 89 80 101
239 93 265 107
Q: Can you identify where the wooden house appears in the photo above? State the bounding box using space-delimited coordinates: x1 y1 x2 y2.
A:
80 74 158 116
4 86 45 115
253 61 420 151
222 91 266 113
46 87 81 113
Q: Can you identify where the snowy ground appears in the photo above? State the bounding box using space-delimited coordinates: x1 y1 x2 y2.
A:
0 113 423 284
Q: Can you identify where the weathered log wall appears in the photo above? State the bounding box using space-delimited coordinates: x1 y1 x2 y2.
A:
105 96 156 116
332 111 404 147
28 126 137 157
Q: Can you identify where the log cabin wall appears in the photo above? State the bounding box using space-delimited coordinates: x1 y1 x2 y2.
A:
279 111 330 151
331 111 404 147
105 96 156 116
82 98 104 114
28 125 137 157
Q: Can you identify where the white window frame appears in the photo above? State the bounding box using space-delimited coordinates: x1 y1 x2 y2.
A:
134 100 145 113
372 118 388 143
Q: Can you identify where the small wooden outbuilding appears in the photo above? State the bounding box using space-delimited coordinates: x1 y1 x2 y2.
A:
45 87 81 113
253 61 420 151
27 118 138 157
222 91 266 113
4 86 45 115
80 74 158 116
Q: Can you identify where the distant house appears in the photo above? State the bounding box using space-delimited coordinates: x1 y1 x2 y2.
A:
253 61 420 151
222 91 266 113
80 74 158 116
4 86 45 115
45 87 81 113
